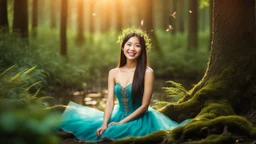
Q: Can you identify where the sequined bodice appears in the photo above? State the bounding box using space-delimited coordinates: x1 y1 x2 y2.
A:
114 83 141 116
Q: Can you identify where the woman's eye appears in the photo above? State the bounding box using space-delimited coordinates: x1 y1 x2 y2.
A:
127 44 131 46
136 45 141 47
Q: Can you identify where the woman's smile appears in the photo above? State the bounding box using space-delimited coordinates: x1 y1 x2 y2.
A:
127 51 136 57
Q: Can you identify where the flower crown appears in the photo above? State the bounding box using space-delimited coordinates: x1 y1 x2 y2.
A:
117 27 152 52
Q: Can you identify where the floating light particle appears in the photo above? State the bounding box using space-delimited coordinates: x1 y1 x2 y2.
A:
169 25 174 30
170 12 176 18
141 20 144 26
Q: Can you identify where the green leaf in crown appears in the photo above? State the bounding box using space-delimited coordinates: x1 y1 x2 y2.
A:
117 27 152 52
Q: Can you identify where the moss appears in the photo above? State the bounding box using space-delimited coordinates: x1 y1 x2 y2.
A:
198 102 235 118
189 66 235 99
190 134 233 144
180 115 255 140
169 126 184 140
160 74 234 121
122 65 255 143
250 128 256 137
114 130 168 144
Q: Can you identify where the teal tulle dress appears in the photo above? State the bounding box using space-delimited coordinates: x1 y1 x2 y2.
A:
60 83 190 142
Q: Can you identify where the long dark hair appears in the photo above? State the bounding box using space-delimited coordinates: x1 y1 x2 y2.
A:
118 33 148 105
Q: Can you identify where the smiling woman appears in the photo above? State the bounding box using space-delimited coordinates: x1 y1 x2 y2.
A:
59 27 191 142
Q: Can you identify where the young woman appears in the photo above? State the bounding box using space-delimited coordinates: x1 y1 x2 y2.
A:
60 27 190 142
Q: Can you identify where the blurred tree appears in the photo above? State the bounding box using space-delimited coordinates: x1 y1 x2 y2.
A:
177 0 185 33
115 0 123 31
138 0 144 26
162 0 170 30
60 0 68 55
170 0 177 35
13 0 28 38
89 0 95 38
187 0 198 51
76 0 85 46
0 0 9 32
149 0 162 56
143 0 153 32
101 1 111 32
32 0 38 37
50 0 57 29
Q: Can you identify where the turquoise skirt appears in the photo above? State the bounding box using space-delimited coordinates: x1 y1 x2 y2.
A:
60 101 190 142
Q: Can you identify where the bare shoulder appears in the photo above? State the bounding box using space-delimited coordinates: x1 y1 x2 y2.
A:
146 66 154 73
145 66 154 79
109 67 119 76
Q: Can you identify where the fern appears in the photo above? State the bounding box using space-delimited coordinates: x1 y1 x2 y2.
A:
162 81 189 102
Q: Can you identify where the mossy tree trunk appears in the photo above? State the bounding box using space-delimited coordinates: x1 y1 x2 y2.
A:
116 0 256 143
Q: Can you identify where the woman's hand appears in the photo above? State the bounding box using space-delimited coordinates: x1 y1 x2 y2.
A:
108 121 123 127
96 125 107 136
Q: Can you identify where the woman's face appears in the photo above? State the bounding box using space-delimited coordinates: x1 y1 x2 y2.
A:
123 36 142 61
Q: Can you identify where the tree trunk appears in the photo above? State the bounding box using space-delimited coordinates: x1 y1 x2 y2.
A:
187 0 198 51
150 0 163 56
116 0 256 143
50 0 57 29
89 0 95 34
101 1 111 32
60 0 67 55
138 0 144 27
32 0 38 37
13 0 28 38
170 0 177 35
162 0 170 30
209 0 213 51
177 0 185 33
115 0 123 31
76 0 85 46
143 0 153 32
0 0 9 32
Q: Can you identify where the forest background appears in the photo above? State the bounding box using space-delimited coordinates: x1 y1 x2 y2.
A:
1 0 255 143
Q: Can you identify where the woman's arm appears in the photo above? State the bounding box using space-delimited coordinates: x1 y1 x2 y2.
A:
96 68 116 136
119 67 154 124
101 68 116 127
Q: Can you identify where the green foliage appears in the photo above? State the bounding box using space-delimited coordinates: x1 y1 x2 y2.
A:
0 32 87 90
200 0 210 9
149 30 209 79
1 27 210 98
162 80 189 102
0 67 61 144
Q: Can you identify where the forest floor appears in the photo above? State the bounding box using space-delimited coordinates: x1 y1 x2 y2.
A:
57 130 256 144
